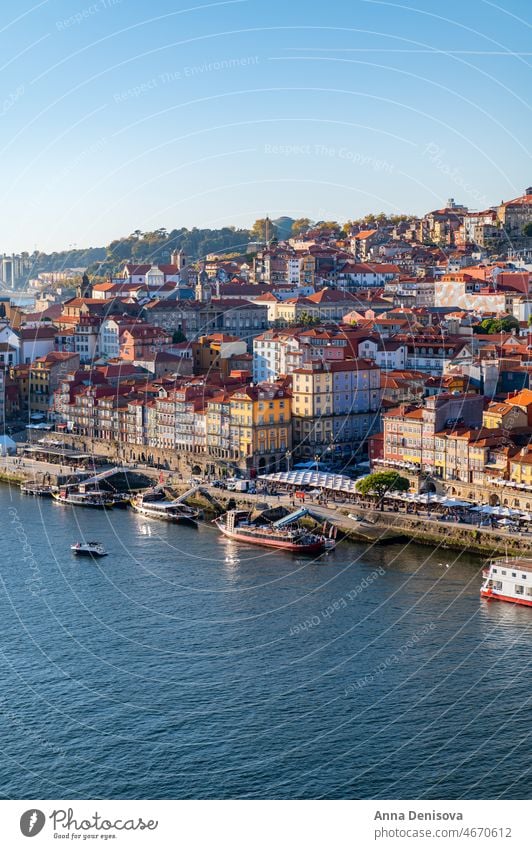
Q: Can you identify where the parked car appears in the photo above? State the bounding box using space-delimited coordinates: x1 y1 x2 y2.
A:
227 480 250 492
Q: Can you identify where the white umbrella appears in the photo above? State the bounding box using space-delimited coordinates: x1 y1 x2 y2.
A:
440 497 469 507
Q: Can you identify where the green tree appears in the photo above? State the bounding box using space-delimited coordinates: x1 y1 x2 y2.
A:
292 217 313 236
523 222 532 238
315 220 340 233
250 218 276 242
356 471 409 510
298 311 320 326
172 330 186 343
476 316 519 334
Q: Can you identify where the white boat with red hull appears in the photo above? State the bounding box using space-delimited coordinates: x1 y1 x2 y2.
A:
481 558 532 607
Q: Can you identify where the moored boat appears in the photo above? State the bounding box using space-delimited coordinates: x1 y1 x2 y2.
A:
52 488 116 508
481 558 532 607
130 491 199 524
215 509 327 553
20 482 54 498
71 541 107 557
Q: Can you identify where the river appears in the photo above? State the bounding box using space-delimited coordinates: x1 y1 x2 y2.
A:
0 484 530 799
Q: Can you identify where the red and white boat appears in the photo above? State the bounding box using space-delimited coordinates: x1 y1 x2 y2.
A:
215 509 327 554
480 558 532 607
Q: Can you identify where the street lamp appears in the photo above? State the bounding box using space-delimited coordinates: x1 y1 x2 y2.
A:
286 449 292 472
314 453 320 472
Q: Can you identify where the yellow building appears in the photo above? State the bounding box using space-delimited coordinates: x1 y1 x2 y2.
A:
509 449 532 486
230 382 291 473
299 254 315 287
28 352 80 414
192 333 246 377
483 401 527 431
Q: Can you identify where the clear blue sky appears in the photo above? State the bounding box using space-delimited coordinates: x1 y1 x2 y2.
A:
1 0 530 252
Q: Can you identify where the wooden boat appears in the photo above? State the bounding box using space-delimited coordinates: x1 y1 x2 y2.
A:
215 510 326 553
52 488 116 508
20 482 54 498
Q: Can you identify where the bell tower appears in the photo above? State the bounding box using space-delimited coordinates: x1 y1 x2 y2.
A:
171 248 186 270
77 272 91 299
195 262 212 302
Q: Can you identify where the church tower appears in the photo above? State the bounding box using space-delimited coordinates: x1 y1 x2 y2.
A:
171 248 186 270
77 272 91 299
195 262 212 302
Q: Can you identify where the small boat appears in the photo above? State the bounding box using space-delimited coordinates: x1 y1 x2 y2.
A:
130 491 199 525
20 482 54 498
71 541 107 557
481 558 532 607
215 509 327 553
52 488 116 508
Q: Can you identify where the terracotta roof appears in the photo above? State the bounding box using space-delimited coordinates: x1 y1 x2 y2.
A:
20 326 57 339
508 388 532 407
501 193 532 207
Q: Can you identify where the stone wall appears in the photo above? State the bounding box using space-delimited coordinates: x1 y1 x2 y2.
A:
50 434 239 479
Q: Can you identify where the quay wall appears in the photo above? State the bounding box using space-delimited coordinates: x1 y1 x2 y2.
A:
181 489 531 558
13 434 532 558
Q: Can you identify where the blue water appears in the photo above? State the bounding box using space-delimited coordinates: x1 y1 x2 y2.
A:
0 485 530 799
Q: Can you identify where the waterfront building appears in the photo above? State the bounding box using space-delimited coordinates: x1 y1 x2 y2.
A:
382 392 485 476
291 358 382 460
229 382 291 474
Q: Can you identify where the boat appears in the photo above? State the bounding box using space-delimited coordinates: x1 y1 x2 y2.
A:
70 541 107 557
20 481 54 498
53 488 117 508
480 558 532 607
130 491 199 524
214 509 327 553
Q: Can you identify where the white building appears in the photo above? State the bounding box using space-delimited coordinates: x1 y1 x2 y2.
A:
357 338 407 370
99 318 122 359
19 326 56 364
253 332 301 382
0 324 20 365
74 317 101 363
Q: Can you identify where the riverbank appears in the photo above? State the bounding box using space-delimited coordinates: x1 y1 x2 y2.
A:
4 452 530 559
175 487 529 558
